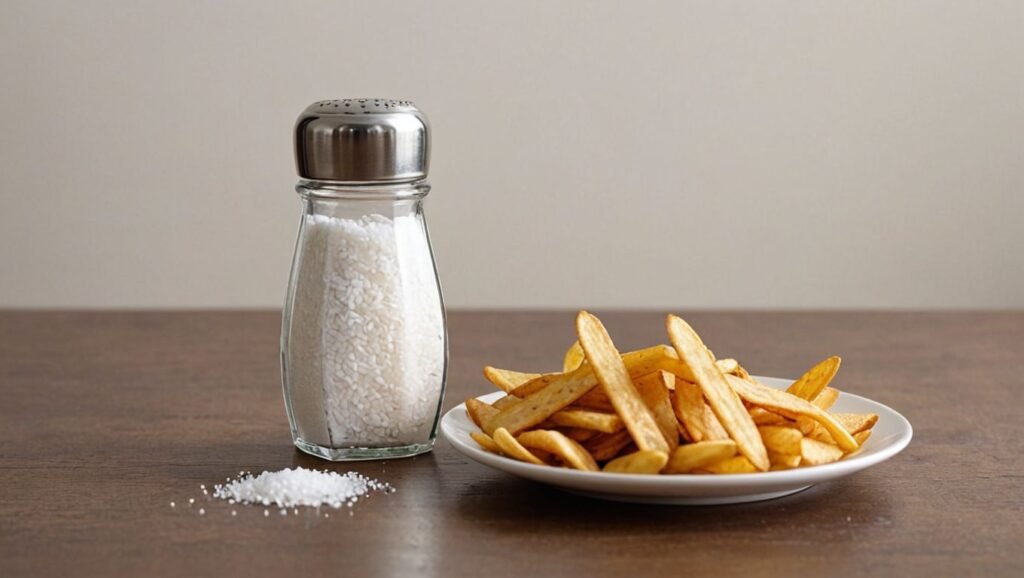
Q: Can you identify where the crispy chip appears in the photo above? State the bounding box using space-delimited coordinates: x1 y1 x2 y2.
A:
632 371 680 451
767 450 801 469
672 380 707 442
466 398 499 429
584 430 634 461
812 387 840 411
471 431 500 454
667 315 769 471
574 388 615 411
733 363 752 381
577 312 670 454
517 430 599 471
715 358 740 375
699 455 758 474
726 375 858 452
563 340 586 373
833 412 879 435
492 427 545 465
561 427 600 442
758 425 803 455
603 450 669 474
483 366 542 393
507 372 563 399
796 416 835 444
703 404 732 440
853 430 872 446
484 364 599 435
785 356 841 400
663 440 738 474
491 394 520 410
801 437 844 466
750 407 790 426
549 408 624 433
528 448 556 464
509 345 680 399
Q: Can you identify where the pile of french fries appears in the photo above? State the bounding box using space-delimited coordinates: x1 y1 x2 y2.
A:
466 311 877 475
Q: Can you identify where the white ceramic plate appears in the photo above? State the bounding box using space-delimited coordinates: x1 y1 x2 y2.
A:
440 376 912 504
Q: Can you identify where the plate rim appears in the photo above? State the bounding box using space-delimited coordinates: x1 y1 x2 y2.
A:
440 375 913 488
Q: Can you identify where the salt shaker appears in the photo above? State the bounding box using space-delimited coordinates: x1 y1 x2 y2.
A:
281 99 447 461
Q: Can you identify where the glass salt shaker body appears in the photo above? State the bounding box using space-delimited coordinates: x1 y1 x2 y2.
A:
281 100 447 461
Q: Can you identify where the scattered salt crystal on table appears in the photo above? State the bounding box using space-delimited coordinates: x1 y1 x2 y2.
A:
212 467 393 510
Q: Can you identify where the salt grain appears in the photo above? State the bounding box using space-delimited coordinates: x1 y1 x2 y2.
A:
212 467 392 510
285 214 445 448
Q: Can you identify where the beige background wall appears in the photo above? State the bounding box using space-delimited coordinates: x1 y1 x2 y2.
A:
1 1 1020 309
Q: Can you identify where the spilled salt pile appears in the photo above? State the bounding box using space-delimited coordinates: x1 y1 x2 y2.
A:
212 467 393 509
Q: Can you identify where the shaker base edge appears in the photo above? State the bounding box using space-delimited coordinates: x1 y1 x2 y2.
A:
293 436 435 462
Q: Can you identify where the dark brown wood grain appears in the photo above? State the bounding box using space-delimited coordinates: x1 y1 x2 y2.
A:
1 310 1022 577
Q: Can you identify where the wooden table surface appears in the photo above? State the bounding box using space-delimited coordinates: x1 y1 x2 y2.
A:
1 310 1022 577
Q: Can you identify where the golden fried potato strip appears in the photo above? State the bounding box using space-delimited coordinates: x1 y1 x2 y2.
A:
549 408 624 433
667 315 769 471
465 398 499 429
768 451 802 470
484 364 599 435
796 416 835 443
758 425 804 455
517 430 599 471
584 429 634 461
574 388 615 411
812 387 840 411
703 404 731 440
664 440 738 474
726 375 858 452
561 427 600 442
603 450 669 474
471 431 500 453
577 312 669 454
483 366 542 393
699 456 758 474
833 412 879 435
785 356 841 400
853 430 872 446
672 380 707 442
492 427 545 465
749 407 791 426
491 394 520 410
715 358 740 375
509 345 680 399
563 340 586 373
801 438 844 466
632 371 680 451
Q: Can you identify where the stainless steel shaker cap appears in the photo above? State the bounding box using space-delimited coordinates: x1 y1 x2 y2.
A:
294 99 430 183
